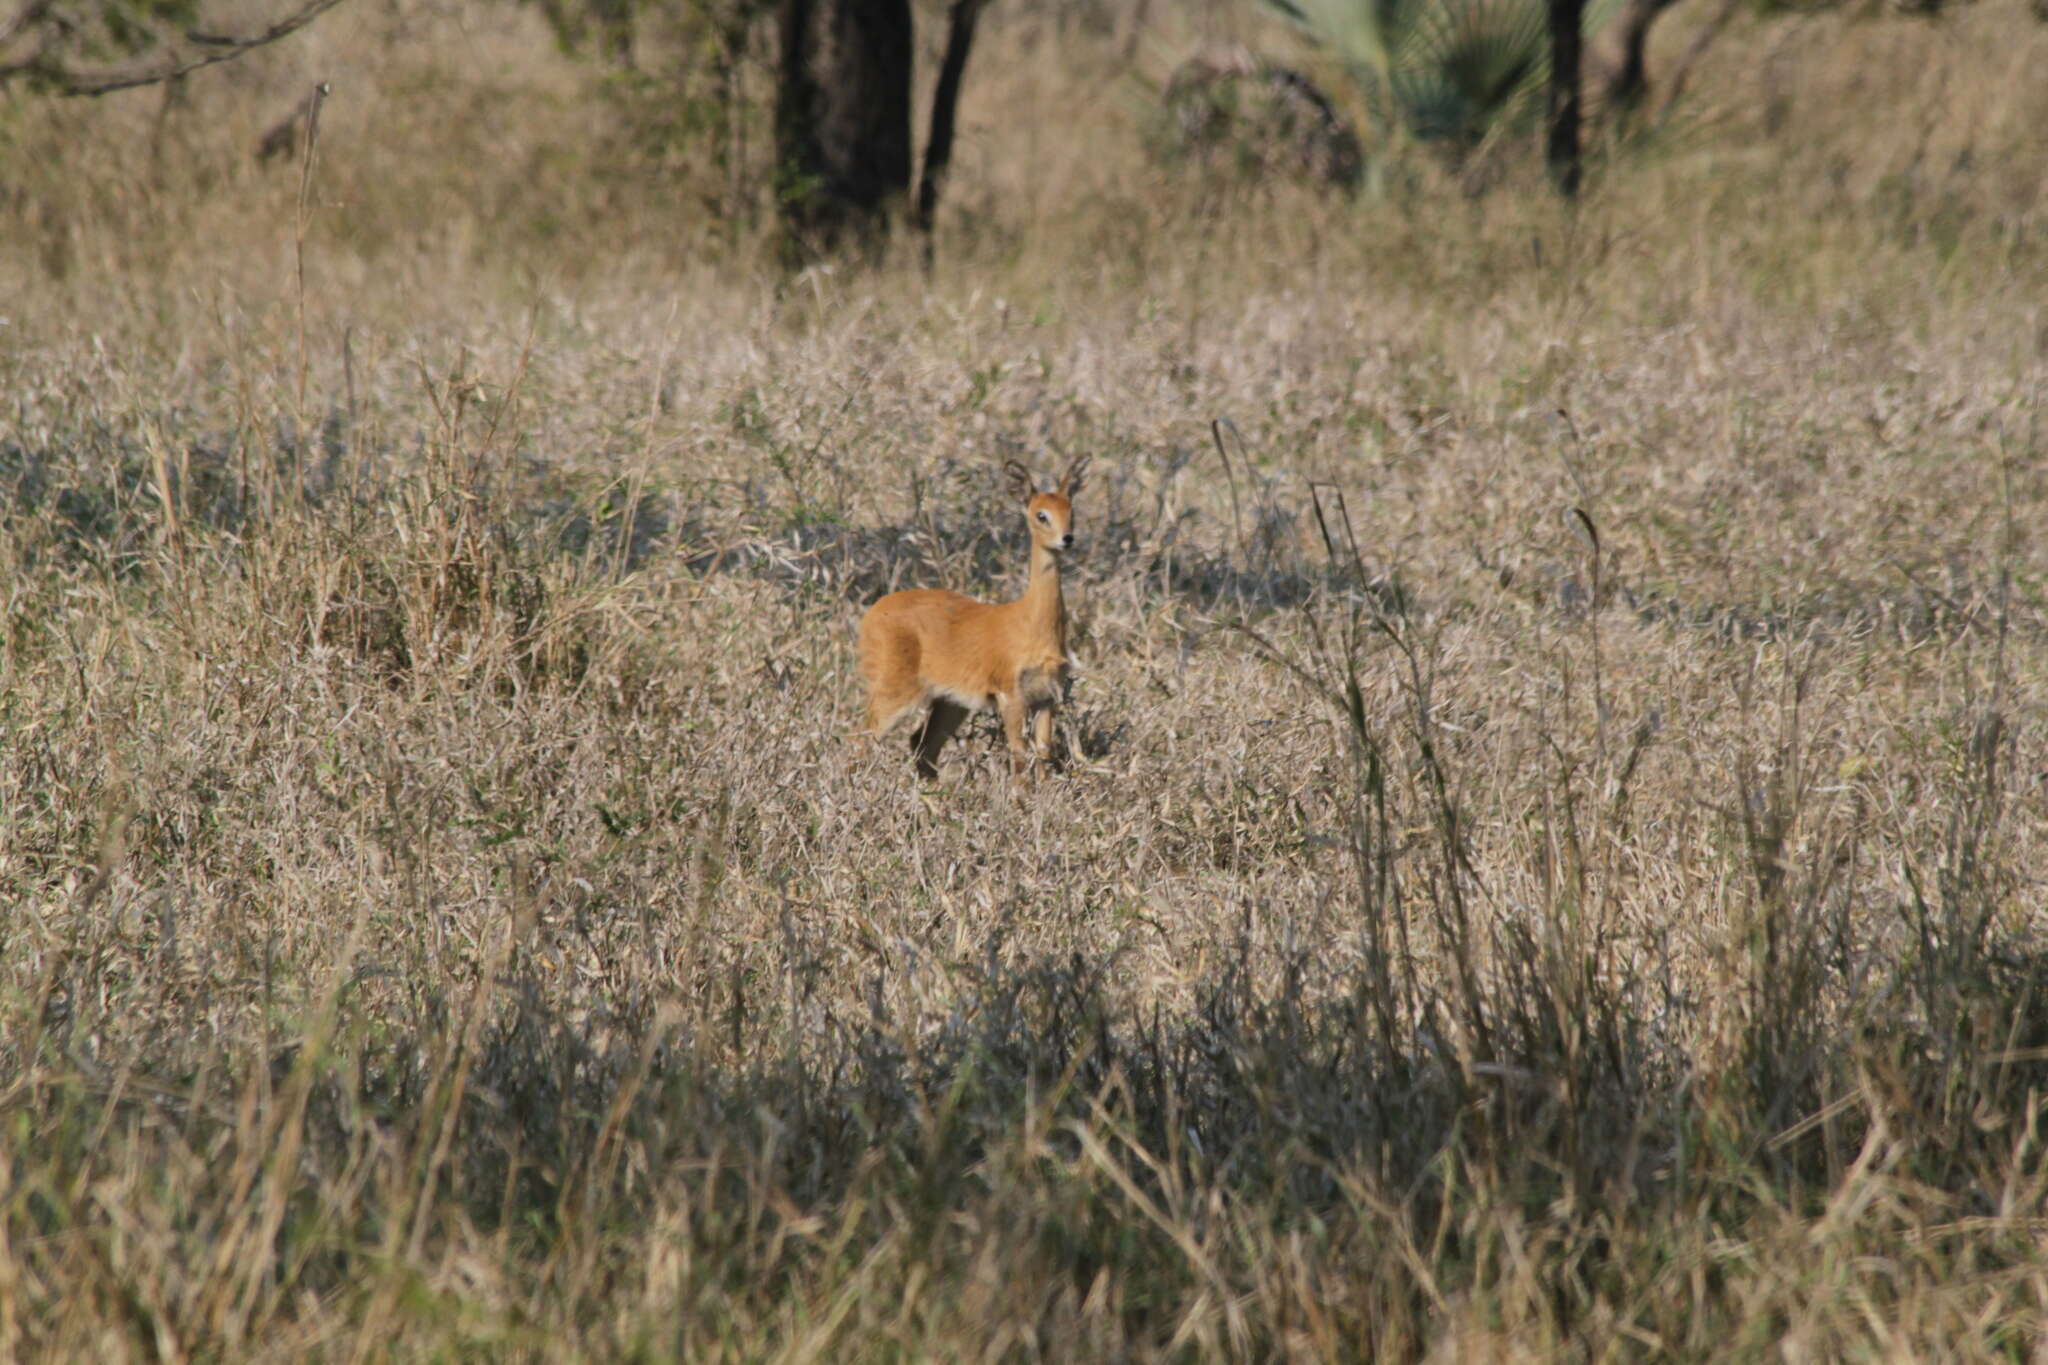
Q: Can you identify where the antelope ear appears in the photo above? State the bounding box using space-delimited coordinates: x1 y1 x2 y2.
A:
1058 454 1090 498
1004 459 1038 500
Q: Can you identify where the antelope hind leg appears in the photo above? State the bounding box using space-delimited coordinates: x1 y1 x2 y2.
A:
913 699 970 781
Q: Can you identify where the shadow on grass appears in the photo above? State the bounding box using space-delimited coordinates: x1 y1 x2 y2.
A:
13 894 2048 1353
683 460 1389 621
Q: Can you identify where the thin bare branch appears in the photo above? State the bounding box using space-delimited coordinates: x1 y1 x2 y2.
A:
4 0 346 96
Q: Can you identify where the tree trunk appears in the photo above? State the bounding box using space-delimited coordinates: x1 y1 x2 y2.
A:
1599 0 1679 113
1545 0 1585 198
911 0 989 253
776 0 914 256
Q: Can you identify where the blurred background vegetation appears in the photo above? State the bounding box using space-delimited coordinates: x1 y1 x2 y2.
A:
3 0 2039 269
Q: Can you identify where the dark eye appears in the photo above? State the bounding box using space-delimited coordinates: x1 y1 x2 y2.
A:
1036 511 1049 523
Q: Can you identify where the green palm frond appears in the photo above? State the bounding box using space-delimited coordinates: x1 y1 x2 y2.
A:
1392 0 1547 143
1262 0 1625 154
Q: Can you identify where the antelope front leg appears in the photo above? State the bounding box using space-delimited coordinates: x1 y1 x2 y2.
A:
1032 706 1055 767
998 692 1034 777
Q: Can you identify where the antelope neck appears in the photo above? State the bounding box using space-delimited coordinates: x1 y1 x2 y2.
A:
1020 539 1066 650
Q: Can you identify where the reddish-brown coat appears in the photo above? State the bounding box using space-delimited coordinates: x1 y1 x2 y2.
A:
859 456 1089 779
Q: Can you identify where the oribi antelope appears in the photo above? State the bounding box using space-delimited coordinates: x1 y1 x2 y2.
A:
858 456 1088 779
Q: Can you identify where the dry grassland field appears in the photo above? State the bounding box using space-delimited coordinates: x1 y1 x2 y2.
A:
4 0 2048 1356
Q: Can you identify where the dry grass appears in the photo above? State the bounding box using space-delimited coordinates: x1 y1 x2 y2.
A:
3 0 2048 1357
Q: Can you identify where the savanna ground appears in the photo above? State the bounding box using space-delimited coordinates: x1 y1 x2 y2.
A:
4 0 2048 1356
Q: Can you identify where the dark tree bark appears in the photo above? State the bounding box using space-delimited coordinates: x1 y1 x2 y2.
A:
776 0 822 216
911 0 989 248
776 0 914 255
1599 0 1679 113
1546 0 1586 197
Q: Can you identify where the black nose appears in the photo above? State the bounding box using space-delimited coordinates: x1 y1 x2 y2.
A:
1060 533 1074 549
